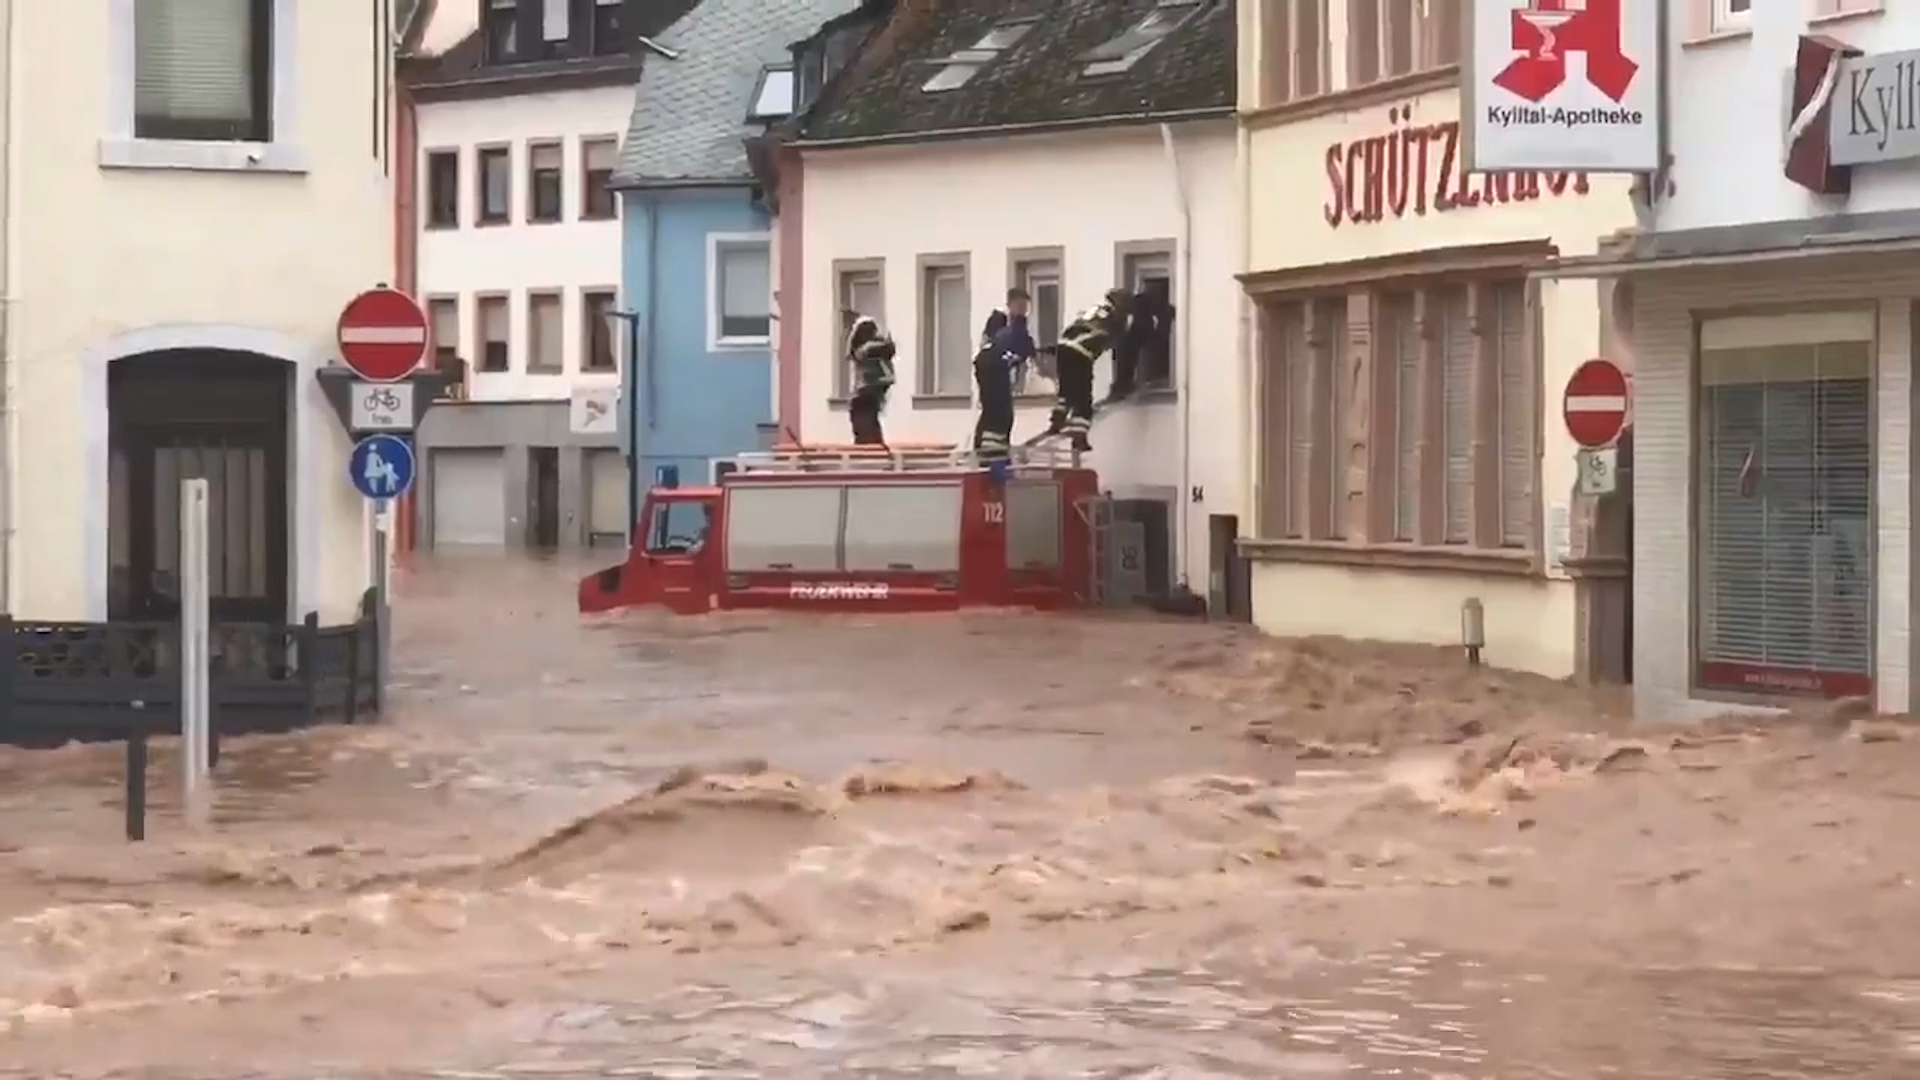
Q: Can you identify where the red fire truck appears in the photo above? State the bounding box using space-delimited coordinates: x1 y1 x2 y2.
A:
577 442 1107 615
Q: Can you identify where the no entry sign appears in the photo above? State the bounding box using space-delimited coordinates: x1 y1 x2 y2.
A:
1562 358 1630 449
337 287 429 382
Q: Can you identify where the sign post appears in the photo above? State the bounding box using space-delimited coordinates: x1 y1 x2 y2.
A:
179 478 211 831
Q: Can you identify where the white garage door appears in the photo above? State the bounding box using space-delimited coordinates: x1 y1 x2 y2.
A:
586 449 629 544
431 448 506 547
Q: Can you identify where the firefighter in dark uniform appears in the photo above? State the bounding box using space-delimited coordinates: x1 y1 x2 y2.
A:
843 310 896 445
972 287 1036 464
1042 289 1131 451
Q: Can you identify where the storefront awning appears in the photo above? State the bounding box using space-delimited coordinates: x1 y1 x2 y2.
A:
1537 208 1920 280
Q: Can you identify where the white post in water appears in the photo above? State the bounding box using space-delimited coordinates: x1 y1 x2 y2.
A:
180 478 211 830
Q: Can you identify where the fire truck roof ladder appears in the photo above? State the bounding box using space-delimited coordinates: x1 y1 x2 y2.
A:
727 443 1083 474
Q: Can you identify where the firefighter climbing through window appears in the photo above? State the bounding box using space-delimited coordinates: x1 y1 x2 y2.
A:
844 309 897 445
972 287 1036 465
1034 289 1131 452
1108 277 1173 404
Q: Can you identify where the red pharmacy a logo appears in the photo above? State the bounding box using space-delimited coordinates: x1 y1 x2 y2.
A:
1492 0 1638 104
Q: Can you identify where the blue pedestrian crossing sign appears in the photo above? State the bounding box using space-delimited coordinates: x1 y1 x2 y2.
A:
349 433 415 500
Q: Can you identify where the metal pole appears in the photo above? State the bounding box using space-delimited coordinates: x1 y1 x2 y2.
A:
179 478 210 831
619 311 641 545
373 496 389 718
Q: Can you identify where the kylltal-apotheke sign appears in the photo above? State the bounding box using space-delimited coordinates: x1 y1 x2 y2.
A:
1829 48 1920 166
1464 0 1661 172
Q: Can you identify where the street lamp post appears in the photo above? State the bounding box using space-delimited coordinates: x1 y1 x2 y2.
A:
607 309 643 545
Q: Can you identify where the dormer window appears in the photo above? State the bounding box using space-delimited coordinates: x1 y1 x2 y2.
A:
748 65 796 122
921 21 1034 93
484 0 518 63
1081 1 1200 77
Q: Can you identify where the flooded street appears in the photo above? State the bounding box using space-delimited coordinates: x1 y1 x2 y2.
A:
2 554 1919 1075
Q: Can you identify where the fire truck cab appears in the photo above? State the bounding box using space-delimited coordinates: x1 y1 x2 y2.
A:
578 442 1105 615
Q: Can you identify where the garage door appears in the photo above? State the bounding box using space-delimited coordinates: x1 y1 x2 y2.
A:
431 448 506 547
586 449 629 544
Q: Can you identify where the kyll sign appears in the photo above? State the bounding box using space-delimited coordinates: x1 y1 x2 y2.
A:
1465 0 1660 173
1829 48 1920 166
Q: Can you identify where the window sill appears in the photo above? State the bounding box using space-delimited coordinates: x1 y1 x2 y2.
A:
828 395 851 411
1810 5 1884 29
527 215 564 226
99 138 309 174
1239 538 1538 577
424 220 460 231
476 216 512 228
1681 27 1751 48
580 211 618 222
1014 392 1056 406
711 336 772 352
912 393 973 409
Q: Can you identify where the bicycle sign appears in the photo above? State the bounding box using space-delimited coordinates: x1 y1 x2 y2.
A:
349 380 416 432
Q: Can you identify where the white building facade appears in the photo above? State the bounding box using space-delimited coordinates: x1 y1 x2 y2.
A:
790 0 1244 601
797 127 1242 595
1559 0 1920 717
4 0 394 624
402 2 637 551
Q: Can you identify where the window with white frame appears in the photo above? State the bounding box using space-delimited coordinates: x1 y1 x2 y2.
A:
109 0 302 171
919 260 973 396
1712 0 1751 32
1012 254 1063 395
1261 0 1327 105
1347 0 1461 88
712 237 772 346
834 264 884 397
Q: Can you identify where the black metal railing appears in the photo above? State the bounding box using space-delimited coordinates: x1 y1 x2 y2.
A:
0 588 382 748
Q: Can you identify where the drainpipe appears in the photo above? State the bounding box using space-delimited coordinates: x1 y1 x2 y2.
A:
0 0 18 612
1159 122 1194 587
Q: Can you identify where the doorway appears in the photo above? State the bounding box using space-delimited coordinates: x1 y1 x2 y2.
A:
1208 513 1250 621
528 446 560 550
108 351 290 623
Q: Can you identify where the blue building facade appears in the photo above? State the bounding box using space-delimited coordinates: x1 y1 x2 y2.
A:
619 188 772 490
612 0 860 506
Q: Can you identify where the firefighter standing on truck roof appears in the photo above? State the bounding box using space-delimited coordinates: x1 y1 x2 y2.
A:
843 309 897 445
1042 289 1131 452
972 287 1036 465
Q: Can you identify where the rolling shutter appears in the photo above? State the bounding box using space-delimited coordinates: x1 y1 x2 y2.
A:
1696 316 1872 694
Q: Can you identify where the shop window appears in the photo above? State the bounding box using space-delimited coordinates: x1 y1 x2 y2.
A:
1694 312 1872 698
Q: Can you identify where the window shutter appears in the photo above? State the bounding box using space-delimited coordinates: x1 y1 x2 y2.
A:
1438 286 1474 543
1386 292 1420 541
135 0 258 135
1493 283 1533 547
1323 298 1349 539
532 143 562 171
1285 306 1313 538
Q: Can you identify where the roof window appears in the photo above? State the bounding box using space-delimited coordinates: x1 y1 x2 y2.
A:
1081 1 1201 77
748 65 796 121
921 21 1034 93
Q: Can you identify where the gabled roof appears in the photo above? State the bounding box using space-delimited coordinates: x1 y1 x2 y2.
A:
799 0 1234 145
612 0 864 188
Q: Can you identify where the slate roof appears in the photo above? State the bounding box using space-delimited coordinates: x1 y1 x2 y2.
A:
799 0 1235 144
613 0 865 187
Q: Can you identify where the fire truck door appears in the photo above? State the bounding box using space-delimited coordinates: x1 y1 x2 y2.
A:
641 497 716 613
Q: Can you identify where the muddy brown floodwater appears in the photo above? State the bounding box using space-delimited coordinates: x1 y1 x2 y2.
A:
2 553 1919 1076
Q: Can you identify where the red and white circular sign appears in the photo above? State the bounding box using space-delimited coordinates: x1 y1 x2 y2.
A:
337 287 429 382
1562 358 1630 449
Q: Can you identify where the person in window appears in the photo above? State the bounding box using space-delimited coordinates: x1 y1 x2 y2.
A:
972 287 1036 465
1036 289 1130 452
1109 279 1173 403
844 310 897 445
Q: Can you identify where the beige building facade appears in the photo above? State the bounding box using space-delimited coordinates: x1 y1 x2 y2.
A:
1237 0 1637 677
